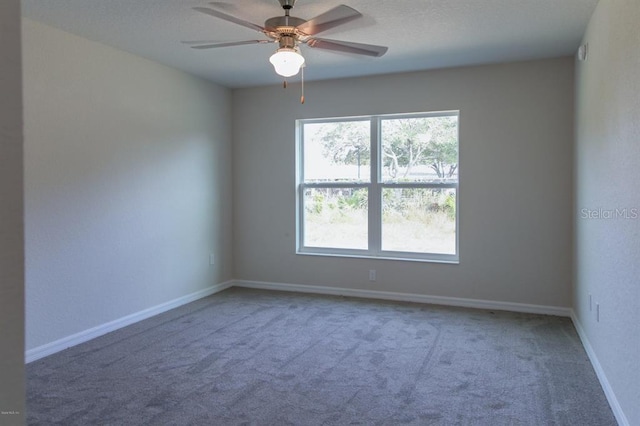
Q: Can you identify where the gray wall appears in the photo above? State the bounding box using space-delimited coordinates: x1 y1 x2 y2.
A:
0 1 25 423
233 58 574 308
574 0 640 424
23 19 233 350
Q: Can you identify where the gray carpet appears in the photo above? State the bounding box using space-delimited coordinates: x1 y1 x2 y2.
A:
27 287 616 425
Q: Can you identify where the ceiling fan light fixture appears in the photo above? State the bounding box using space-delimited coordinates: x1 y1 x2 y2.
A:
269 47 305 77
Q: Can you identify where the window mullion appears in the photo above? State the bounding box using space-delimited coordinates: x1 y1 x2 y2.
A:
369 118 381 253
296 122 305 251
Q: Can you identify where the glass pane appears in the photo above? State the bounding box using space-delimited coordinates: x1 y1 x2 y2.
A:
304 188 368 250
382 188 456 254
303 121 370 183
381 115 458 183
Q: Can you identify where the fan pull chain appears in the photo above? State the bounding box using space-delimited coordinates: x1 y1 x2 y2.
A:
283 79 287 89
300 65 305 104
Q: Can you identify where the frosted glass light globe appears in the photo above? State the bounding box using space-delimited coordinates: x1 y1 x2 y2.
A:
269 48 305 77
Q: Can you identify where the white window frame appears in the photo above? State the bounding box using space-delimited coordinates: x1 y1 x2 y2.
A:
296 111 459 263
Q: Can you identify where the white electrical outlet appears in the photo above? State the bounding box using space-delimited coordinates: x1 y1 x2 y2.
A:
369 270 376 281
209 253 215 265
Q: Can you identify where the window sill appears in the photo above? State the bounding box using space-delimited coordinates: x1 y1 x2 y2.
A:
296 250 459 265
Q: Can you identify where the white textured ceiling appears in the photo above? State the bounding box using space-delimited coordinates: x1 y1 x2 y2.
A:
21 0 599 88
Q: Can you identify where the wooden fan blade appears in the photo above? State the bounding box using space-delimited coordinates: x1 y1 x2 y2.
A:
305 38 388 57
193 7 266 33
187 40 272 49
181 40 224 45
296 5 362 36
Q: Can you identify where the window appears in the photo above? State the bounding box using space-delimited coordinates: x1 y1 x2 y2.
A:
297 111 459 262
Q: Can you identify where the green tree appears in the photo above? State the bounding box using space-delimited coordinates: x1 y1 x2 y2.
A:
319 121 370 166
318 117 458 181
381 117 458 180
423 118 458 179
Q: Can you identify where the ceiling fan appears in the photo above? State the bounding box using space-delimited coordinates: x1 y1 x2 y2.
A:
184 0 388 79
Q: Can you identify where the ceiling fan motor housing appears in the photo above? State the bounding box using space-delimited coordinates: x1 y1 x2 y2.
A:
277 35 297 49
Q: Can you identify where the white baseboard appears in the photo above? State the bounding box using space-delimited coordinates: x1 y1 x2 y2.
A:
570 310 629 426
25 280 234 363
232 280 572 317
